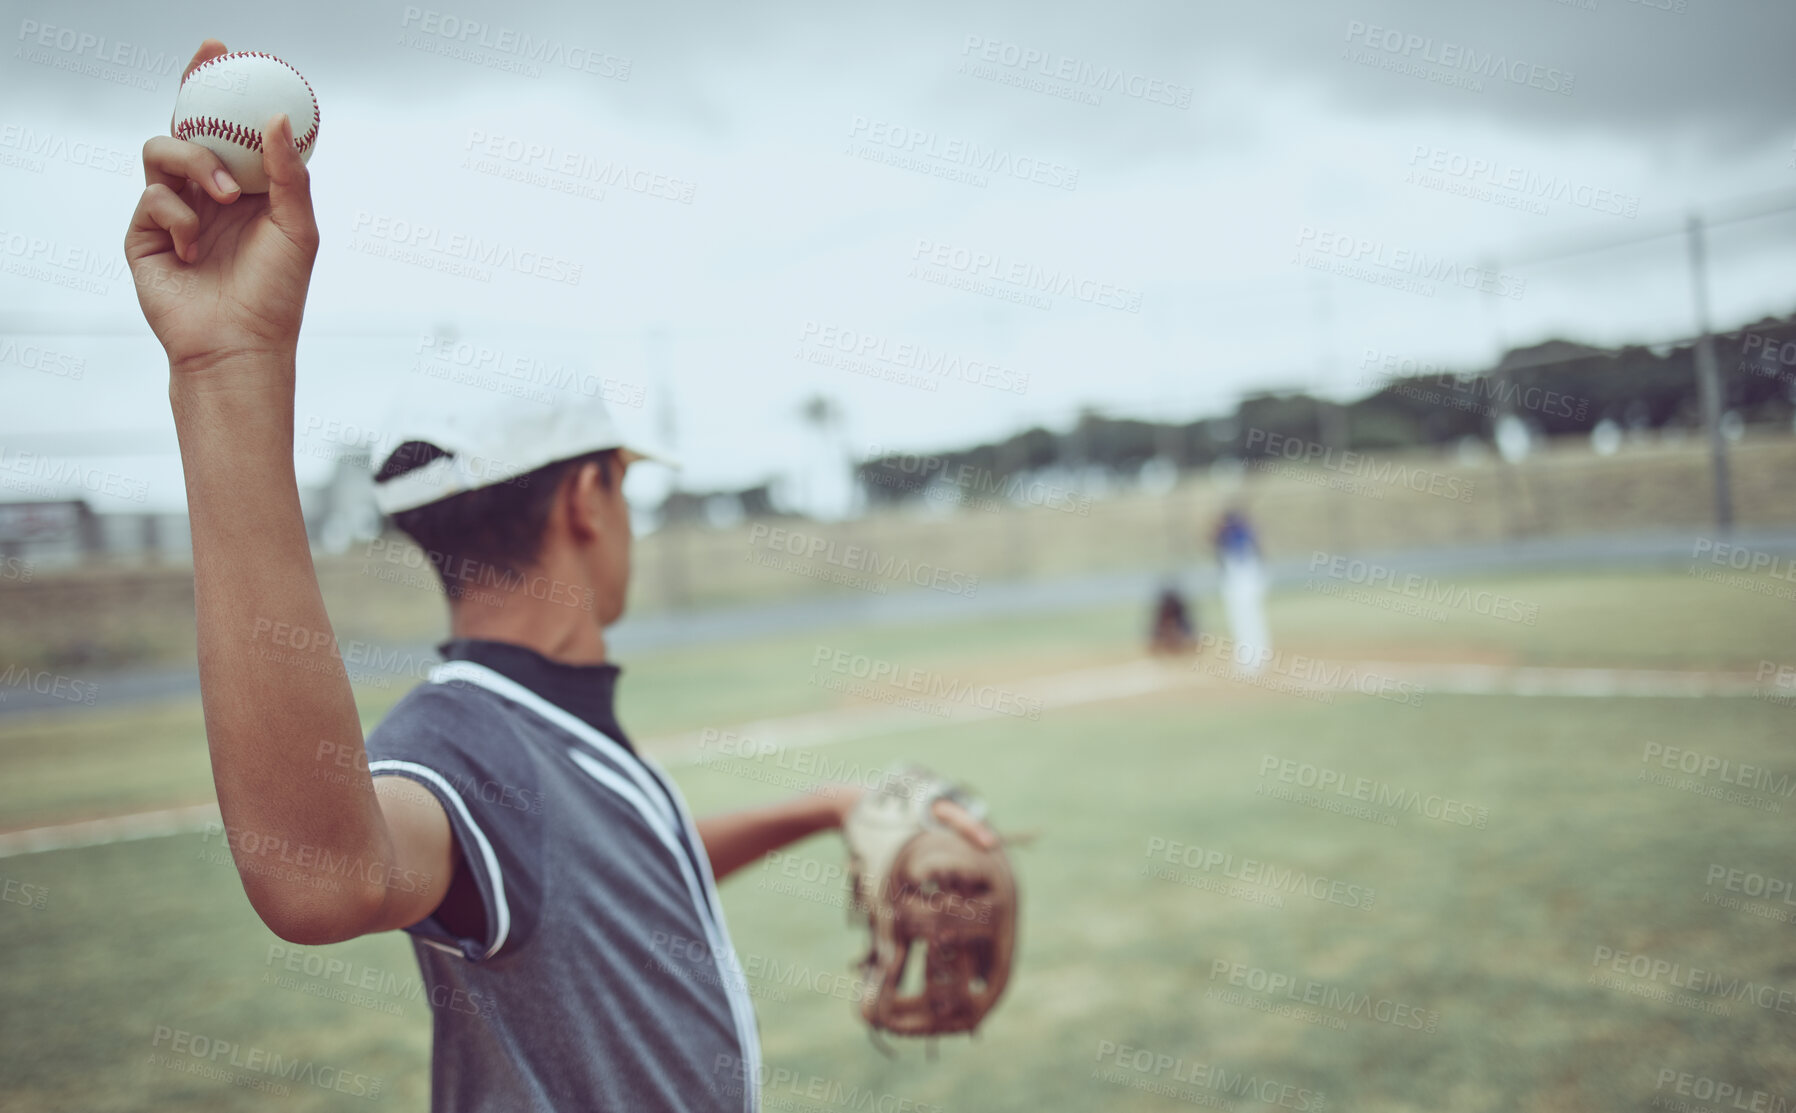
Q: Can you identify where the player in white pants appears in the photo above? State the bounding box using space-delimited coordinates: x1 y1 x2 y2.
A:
1214 509 1270 675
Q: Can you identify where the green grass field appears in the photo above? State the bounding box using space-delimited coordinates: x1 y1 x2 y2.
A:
3 566 1794 1111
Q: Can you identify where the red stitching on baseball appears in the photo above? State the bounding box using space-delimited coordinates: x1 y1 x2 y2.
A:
177 51 319 154
175 116 265 153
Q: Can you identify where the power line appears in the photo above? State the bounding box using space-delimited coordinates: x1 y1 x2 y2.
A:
1496 187 1796 269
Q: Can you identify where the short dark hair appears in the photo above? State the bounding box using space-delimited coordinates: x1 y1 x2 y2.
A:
374 442 619 601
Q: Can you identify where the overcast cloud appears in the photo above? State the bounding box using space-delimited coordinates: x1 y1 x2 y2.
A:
3 0 1794 512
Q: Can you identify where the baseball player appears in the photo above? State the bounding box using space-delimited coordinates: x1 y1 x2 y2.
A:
1213 506 1270 674
125 39 998 1113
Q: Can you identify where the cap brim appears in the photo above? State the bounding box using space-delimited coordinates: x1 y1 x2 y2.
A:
372 441 681 516
619 444 681 470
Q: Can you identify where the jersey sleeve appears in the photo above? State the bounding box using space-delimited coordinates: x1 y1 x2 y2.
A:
363 684 548 962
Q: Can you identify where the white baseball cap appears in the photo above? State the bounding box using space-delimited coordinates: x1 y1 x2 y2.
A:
371 389 675 515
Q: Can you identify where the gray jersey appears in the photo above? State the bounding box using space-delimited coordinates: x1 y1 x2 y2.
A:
364 645 762 1113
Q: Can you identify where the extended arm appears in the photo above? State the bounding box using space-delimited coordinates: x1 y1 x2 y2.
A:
697 785 996 883
128 40 453 944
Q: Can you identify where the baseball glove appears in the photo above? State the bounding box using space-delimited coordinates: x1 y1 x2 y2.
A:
841 766 1017 1040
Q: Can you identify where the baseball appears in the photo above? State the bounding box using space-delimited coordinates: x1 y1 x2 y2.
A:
171 51 319 194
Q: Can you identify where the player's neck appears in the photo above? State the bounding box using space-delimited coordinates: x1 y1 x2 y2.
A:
446 575 609 665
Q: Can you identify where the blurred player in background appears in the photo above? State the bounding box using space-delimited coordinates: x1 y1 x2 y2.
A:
1213 507 1270 674
1147 584 1198 655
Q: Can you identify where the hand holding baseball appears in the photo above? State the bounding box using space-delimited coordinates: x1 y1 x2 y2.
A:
124 40 321 385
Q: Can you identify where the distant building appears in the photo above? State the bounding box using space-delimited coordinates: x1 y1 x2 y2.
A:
300 452 382 554
0 499 192 567
0 453 379 568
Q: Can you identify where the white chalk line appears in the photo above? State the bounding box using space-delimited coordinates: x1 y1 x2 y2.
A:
0 659 1785 859
0 801 222 860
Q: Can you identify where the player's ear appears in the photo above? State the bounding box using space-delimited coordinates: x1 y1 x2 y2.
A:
563 462 607 542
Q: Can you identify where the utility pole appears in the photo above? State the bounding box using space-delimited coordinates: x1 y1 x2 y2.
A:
1685 213 1734 534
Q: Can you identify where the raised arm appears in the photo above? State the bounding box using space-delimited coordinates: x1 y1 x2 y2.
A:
127 40 452 944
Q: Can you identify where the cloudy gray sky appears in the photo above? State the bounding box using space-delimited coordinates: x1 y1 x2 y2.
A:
4 0 1794 513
